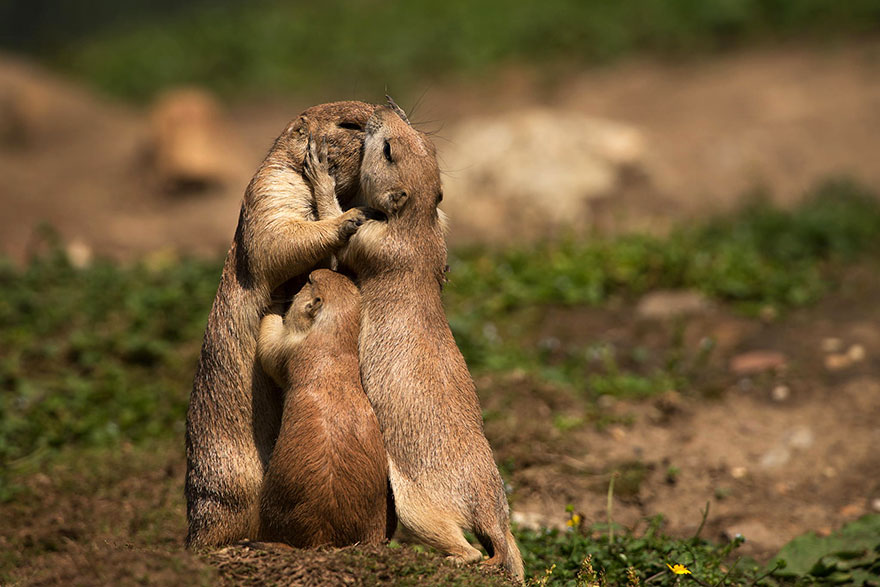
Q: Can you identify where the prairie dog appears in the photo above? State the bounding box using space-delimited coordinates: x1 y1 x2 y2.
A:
321 101 524 581
185 101 380 549
256 269 390 547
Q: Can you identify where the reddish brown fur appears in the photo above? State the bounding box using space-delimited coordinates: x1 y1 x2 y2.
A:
256 269 390 547
332 103 524 581
184 101 380 549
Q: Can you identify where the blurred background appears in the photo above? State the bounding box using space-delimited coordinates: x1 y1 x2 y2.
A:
2 1 880 585
2 0 880 259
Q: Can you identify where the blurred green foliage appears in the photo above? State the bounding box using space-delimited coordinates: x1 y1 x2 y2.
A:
448 179 880 376
0 234 221 496
7 0 876 100
1 180 880 498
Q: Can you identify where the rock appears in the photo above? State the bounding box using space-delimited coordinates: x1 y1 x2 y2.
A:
824 353 852 371
511 510 558 530
871 498 880 512
771 384 790 402
723 521 776 549
760 446 791 469
839 502 866 518
730 466 748 479
761 426 813 469
636 290 711 320
729 350 787 375
148 87 244 191
821 337 843 353
786 427 814 450
438 109 650 242
847 344 866 362
65 239 93 269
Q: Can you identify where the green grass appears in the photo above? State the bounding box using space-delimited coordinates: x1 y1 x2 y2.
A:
25 0 880 101
2 180 880 495
518 512 880 585
447 179 880 393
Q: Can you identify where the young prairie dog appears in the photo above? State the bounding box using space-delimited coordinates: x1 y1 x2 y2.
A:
315 100 524 581
256 268 391 547
185 101 380 549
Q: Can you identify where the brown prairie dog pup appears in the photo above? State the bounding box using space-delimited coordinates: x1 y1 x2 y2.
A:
319 100 524 581
185 101 380 549
256 269 391 547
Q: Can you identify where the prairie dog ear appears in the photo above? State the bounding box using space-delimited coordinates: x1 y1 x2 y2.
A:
385 95 410 125
305 296 323 317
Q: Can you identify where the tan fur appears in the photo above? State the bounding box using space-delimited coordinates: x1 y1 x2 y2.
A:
333 104 525 581
255 269 391 547
184 101 380 549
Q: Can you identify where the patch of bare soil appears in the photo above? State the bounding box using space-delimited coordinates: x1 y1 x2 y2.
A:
0 443 512 586
482 262 880 561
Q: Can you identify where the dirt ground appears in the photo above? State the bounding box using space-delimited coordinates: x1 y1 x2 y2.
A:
481 261 880 560
2 42 880 583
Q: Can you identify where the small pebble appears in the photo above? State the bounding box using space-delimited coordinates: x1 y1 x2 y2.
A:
731 466 748 479
66 239 93 269
839 502 865 518
787 427 814 450
821 337 843 353
847 344 866 362
871 498 880 512
823 466 837 478
824 353 852 371
771 385 790 402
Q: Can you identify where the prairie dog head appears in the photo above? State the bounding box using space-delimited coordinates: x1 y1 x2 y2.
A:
284 269 360 335
359 99 443 224
284 101 379 207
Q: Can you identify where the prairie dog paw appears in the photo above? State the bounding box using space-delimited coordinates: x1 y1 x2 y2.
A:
303 134 336 196
337 207 368 240
383 190 408 213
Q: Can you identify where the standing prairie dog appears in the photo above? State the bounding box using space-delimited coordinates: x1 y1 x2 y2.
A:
185 101 380 549
256 269 391 547
310 101 524 581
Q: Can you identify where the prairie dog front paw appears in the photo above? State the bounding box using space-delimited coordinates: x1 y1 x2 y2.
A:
337 207 368 241
303 134 339 219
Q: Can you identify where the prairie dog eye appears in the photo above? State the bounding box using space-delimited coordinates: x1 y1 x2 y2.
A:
383 139 393 162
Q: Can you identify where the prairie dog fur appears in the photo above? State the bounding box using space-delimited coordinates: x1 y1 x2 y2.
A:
184 101 379 549
329 101 524 581
256 269 390 547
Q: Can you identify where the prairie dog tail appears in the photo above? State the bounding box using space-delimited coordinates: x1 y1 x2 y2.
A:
477 525 525 582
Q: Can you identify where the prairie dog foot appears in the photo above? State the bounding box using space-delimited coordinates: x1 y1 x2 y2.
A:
445 550 484 565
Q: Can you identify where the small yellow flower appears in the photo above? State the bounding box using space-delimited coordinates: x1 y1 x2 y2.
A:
667 563 692 575
566 514 581 527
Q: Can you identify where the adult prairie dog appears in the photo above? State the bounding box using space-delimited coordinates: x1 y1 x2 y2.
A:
185 101 380 549
317 100 524 581
256 268 391 547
